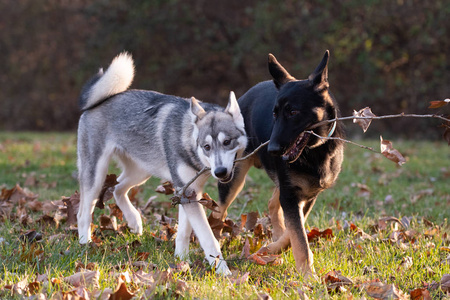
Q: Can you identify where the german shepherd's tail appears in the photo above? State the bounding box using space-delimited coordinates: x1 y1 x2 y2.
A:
79 52 135 111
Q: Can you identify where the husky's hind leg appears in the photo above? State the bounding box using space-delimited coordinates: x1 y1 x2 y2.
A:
114 155 150 235
77 146 113 244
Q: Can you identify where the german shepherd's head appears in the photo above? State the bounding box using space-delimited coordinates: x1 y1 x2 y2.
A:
267 51 340 163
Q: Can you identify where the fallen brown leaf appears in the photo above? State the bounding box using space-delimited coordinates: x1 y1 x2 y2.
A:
248 251 282 266
364 280 408 299
307 227 333 242
63 270 100 288
110 280 134 300
244 211 259 231
410 287 432 300
229 272 250 285
441 274 450 292
175 279 189 295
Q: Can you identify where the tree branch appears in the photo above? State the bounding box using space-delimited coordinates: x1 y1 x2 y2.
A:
307 113 449 130
172 141 269 205
172 110 448 205
305 130 379 153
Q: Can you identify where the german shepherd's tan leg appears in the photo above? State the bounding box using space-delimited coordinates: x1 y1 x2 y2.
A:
268 187 285 241
263 192 319 256
279 188 315 278
262 187 290 254
215 157 254 220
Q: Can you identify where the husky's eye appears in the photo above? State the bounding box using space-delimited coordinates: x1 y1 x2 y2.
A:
204 144 211 151
223 139 231 146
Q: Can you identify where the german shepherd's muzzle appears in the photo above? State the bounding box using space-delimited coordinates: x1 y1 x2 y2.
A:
216 51 344 278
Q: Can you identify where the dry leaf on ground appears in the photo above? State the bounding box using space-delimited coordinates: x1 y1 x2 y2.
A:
364 280 408 299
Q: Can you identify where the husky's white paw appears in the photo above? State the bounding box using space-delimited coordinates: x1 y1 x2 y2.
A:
174 245 190 261
77 222 92 244
127 219 143 235
215 261 232 276
78 234 91 244
124 212 143 235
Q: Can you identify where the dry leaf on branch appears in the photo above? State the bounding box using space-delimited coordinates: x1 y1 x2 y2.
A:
198 193 220 212
353 107 376 132
380 136 406 166
428 98 450 108
96 174 118 209
155 181 175 195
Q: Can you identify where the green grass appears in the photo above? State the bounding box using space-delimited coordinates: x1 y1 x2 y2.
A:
0 132 449 299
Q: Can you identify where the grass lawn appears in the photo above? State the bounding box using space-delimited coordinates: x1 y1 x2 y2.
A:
0 132 449 299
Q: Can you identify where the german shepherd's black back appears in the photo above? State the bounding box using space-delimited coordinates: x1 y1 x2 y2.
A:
217 51 344 278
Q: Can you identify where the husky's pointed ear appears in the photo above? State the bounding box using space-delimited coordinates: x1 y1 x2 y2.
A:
225 91 245 131
308 50 330 92
190 97 206 120
268 54 295 89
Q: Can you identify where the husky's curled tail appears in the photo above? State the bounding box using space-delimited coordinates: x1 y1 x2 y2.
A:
79 52 135 111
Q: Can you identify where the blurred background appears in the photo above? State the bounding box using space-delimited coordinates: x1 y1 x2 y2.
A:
0 0 448 138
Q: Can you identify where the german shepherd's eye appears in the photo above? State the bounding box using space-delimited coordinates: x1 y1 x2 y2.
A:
204 144 211 151
223 139 231 146
289 110 299 116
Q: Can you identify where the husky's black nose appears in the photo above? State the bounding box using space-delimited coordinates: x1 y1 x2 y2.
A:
267 143 282 156
214 167 228 178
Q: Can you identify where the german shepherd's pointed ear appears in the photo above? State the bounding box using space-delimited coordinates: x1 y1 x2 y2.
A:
225 91 245 131
308 50 330 92
190 97 206 120
268 54 295 89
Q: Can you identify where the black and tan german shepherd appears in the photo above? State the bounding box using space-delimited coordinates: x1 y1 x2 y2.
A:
216 51 344 278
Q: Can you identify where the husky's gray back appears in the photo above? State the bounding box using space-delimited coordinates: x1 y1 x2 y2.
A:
78 90 220 183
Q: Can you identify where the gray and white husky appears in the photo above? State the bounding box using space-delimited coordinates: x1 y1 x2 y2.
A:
76 53 247 275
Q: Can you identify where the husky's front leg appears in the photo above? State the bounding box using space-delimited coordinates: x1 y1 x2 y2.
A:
177 200 231 276
174 205 192 259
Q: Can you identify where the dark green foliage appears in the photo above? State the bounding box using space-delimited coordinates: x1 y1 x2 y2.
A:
1 0 448 137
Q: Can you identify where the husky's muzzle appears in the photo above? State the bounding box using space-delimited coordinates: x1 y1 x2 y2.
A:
214 154 237 184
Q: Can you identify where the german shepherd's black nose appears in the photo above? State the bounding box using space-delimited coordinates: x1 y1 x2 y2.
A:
267 143 283 156
214 167 228 178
